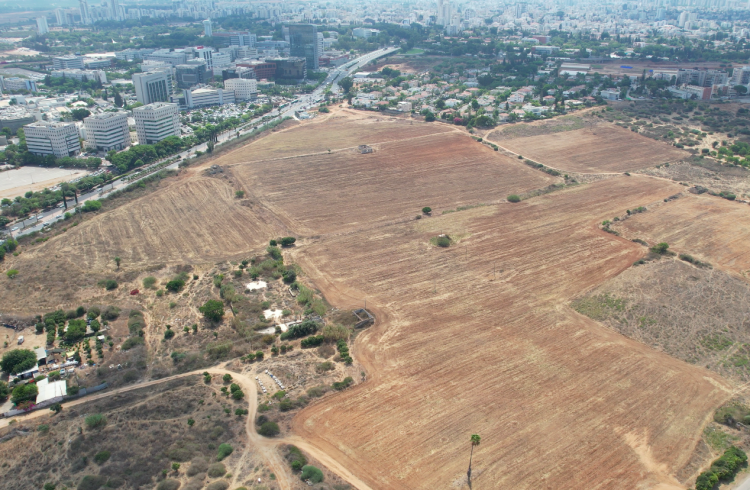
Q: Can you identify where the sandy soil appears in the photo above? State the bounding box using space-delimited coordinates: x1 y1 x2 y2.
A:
0 167 90 199
290 175 730 490
491 125 688 174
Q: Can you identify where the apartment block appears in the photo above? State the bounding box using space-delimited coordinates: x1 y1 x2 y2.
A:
133 71 173 105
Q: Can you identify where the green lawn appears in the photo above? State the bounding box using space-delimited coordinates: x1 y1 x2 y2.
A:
404 48 424 55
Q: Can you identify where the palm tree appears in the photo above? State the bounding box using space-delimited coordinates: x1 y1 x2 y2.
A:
467 434 481 487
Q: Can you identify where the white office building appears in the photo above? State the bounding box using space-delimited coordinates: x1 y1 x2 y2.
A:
225 78 257 101
203 19 212 37
133 71 173 105
133 102 180 145
3 77 38 92
184 87 235 108
51 69 107 84
143 49 188 66
83 112 129 152
52 56 85 70
36 17 49 35
79 0 90 24
24 121 80 158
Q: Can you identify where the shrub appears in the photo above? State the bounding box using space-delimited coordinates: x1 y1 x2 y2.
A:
99 279 118 290
101 305 120 320
156 480 181 490
285 445 308 471
93 450 111 464
300 465 324 483
77 475 108 490
307 386 327 398
301 335 325 348
6 269 19 279
164 328 175 340
165 279 185 292
205 482 229 490
507 195 521 203
207 462 227 477
1 349 37 374
235 190 245 198
267 246 282 260
332 377 354 391
0 381 9 401
282 270 297 284
280 320 319 340
81 200 102 212
216 444 233 461
85 413 107 430
122 336 144 350
258 421 280 437
695 446 747 490
422 206 432 214
650 242 669 255
280 237 296 247
200 300 225 322
269 239 277 246
436 236 451 248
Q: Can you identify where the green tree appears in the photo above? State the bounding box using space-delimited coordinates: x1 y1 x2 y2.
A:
735 85 748 96
339 77 354 93
11 383 38 404
258 421 280 437
114 257 121 269
1 349 37 374
114 91 123 108
0 381 10 401
6 269 19 279
651 242 669 254
64 319 87 342
199 299 225 322
467 434 481 485
70 108 91 121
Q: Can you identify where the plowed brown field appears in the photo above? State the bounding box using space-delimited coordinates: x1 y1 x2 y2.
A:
290 175 730 490
614 193 750 275
229 129 555 235
215 111 455 165
492 126 688 174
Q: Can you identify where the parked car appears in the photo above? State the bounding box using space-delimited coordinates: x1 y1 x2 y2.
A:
17 336 24 344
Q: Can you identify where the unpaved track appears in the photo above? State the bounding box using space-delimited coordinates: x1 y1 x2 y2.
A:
0 365 372 490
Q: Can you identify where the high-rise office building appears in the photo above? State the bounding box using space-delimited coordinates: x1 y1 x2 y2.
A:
133 71 173 105
203 19 212 37
133 102 180 145
437 0 451 25
24 122 80 158
107 0 120 21
83 112 130 152
288 24 319 71
52 55 85 70
36 17 49 35
55 8 67 25
175 60 208 88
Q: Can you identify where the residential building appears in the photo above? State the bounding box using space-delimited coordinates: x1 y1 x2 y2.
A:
288 24 319 71
533 46 560 56
175 60 208 88
83 112 130 151
731 66 750 86
133 102 180 145
133 71 173 105
24 121 80 158
36 17 49 35
396 101 413 112
225 78 257 100
79 0 91 24
203 18 212 37
52 55 85 70
55 8 67 25
116 48 155 61
353 28 380 39
600 89 621 100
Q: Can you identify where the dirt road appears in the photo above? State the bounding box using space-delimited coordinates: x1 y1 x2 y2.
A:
0 365 363 490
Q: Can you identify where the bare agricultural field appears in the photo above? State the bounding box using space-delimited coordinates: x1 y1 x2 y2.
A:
214 112 455 165
493 125 689 174
291 175 729 490
487 114 592 140
231 130 556 235
613 193 750 276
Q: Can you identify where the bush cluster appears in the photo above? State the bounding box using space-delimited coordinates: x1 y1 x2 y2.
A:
301 335 325 348
695 446 747 490
280 320 319 341
285 445 308 472
300 465 324 483
332 376 354 391
0 239 18 262
337 340 353 365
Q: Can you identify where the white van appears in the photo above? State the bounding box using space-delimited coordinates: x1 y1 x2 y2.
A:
17 336 24 345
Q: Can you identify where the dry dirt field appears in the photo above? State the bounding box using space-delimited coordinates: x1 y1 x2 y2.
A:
613 193 750 276
2 109 748 490
490 125 689 174
215 110 455 165
229 129 555 235
290 175 730 490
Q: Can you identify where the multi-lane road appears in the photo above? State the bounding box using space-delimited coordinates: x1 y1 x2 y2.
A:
6 47 398 240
